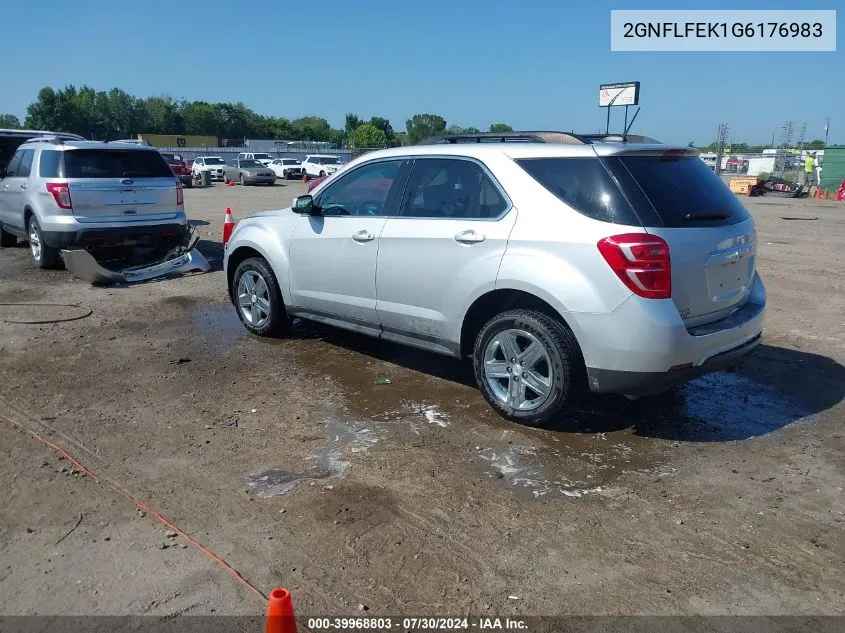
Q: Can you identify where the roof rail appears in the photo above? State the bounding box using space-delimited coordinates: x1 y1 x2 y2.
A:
417 131 589 145
416 131 661 146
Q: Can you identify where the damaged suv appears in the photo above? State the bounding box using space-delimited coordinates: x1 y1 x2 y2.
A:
224 131 765 426
0 138 188 269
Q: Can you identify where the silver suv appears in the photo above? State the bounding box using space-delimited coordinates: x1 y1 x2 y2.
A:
223 131 766 426
0 138 187 268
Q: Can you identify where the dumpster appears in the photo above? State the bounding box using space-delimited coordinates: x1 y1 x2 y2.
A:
200 170 212 186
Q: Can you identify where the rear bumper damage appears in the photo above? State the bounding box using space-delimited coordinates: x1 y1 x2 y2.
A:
61 227 210 285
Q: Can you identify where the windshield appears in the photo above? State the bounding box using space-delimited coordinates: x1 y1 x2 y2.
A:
239 160 264 168
253 154 271 160
283 160 301 165
319 157 340 165
204 157 225 165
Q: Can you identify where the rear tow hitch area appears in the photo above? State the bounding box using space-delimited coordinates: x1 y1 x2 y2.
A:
61 227 211 285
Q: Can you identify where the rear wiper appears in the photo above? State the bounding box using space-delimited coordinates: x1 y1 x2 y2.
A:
683 210 730 221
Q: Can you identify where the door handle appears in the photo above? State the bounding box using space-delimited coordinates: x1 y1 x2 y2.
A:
454 229 486 244
352 229 375 243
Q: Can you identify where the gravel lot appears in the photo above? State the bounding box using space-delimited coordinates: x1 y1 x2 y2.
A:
0 183 843 619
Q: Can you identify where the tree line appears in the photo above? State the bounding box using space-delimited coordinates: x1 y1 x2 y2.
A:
0 85 514 148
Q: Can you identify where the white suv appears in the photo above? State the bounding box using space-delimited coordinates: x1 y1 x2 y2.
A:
191 156 227 181
303 154 343 179
237 152 273 166
223 132 766 426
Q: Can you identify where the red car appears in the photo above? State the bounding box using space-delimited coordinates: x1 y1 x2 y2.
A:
160 152 193 188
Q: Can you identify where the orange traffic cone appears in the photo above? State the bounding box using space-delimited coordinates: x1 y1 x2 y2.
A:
227 181 235 187
823 187 830 200
814 186 821 199
302 174 307 184
223 207 235 246
265 588 296 633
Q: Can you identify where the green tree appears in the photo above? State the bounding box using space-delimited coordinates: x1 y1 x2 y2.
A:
687 141 695 148
345 113 364 136
489 123 513 133
181 102 218 136
391 131 409 147
350 124 387 148
0 114 21 129
406 113 446 144
368 116 394 142
806 139 825 149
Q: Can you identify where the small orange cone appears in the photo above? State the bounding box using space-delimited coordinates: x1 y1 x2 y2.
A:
227 181 235 187
823 187 829 200
814 186 821 199
223 207 235 246
265 587 296 633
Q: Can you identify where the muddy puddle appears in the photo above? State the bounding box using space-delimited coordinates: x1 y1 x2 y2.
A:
189 305 819 501
248 420 380 498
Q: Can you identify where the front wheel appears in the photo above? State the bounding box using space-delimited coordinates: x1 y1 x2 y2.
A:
239 174 244 186
473 309 583 427
28 216 60 269
232 257 292 337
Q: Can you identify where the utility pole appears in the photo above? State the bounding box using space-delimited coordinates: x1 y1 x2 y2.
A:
715 122 729 176
824 117 830 147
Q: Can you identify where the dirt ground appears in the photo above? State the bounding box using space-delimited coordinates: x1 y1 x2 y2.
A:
0 182 843 621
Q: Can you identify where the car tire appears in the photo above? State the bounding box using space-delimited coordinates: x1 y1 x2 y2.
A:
239 174 245 186
267 180 274 186
232 257 292 337
0 224 16 247
473 309 584 427
27 216 60 269
282 170 288 179
185 178 193 189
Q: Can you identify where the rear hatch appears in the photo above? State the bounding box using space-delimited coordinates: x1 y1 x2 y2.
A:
63 149 180 223
607 149 757 325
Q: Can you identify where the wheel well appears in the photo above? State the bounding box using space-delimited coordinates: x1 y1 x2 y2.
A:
460 289 577 358
24 207 34 228
226 246 263 300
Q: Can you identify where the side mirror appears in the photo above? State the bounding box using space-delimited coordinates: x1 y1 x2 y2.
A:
292 195 319 215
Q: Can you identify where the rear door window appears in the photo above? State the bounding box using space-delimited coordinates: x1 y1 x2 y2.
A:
617 153 751 227
4 150 23 177
17 149 35 178
516 157 640 225
63 150 173 178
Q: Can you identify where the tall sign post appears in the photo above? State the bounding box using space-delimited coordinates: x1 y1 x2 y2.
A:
599 81 640 135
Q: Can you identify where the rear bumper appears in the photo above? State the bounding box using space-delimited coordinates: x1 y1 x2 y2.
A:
586 332 762 395
41 223 188 249
575 272 766 395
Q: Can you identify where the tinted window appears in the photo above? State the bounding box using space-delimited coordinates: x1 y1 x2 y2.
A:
204 157 225 165
283 160 299 165
400 158 508 219
618 154 751 227
516 158 639 225
319 157 340 165
39 150 62 177
162 154 183 165
4 150 23 177
64 150 173 178
317 160 401 217
17 150 35 178
239 160 263 168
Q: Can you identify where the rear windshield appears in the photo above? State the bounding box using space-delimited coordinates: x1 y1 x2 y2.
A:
64 149 173 179
618 154 751 227
516 158 640 225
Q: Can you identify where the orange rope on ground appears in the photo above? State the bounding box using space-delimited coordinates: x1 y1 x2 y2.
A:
0 411 268 603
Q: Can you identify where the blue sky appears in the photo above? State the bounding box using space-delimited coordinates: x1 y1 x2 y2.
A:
2 0 840 145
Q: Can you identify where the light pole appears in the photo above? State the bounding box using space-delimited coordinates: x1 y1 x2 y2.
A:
824 117 830 147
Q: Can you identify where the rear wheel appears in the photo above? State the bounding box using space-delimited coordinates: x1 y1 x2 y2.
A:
473 309 583 427
0 224 16 247
28 216 59 269
232 257 292 337
239 174 244 186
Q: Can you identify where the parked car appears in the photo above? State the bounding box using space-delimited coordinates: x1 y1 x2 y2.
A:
237 152 274 166
1 128 85 172
191 156 226 181
223 132 766 426
269 158 305 180
160 152 193 188
306 175 327 192
0 138 186 269
223 159 276 186
303 154 343 179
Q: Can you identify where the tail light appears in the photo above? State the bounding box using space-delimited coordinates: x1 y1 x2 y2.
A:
176 180 184 206
46 182 72 209
597 233 671 299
